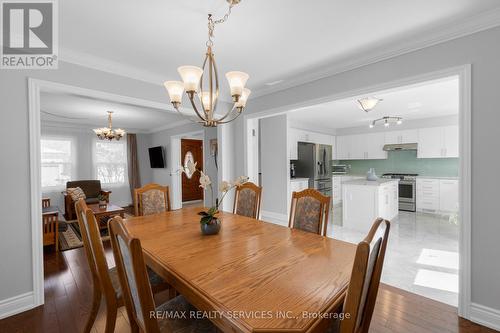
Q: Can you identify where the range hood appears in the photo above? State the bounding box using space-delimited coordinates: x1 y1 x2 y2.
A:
383 143 418 151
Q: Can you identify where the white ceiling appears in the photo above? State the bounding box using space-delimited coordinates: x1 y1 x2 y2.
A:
288 76 459 130
40 92 186 132
60 1 500 97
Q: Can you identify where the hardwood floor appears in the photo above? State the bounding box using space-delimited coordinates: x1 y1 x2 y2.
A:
0 245 497 333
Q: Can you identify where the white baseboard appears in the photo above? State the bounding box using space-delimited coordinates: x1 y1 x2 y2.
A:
0 292 35 320
261 210 288 226
470 303 500 331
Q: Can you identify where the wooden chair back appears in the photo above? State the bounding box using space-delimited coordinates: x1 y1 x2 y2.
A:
288 189 330 236
134 183 171 216
75 199 118 309
42 212 58 251
340 218 390 333
42 197 51 208
108 216 160 333
233 182 262 219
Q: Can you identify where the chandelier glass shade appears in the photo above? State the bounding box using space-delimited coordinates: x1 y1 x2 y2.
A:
369 116 403 128
357 97 383 112
93 111 125 141
164 1 250 127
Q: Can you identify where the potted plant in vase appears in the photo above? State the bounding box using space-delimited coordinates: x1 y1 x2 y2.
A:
97 194 107 208
182 160 248 235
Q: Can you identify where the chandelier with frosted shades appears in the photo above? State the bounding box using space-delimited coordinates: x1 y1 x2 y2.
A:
164 0 250 127
93 111 125 141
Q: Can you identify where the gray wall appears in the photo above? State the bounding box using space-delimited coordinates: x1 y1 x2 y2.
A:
233 26 500 312
259 114 289 217
0 60 170 301
136 133 153 186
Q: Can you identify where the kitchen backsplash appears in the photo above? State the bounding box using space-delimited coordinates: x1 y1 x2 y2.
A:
337 150 459 177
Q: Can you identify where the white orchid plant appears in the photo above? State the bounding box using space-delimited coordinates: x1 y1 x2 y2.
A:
181 160 248 225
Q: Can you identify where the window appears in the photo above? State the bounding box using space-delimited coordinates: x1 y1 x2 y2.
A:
41 138 73 188
94 140 128 185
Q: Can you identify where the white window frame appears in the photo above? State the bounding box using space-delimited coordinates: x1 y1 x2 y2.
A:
40 136 76 191
92 137 128 187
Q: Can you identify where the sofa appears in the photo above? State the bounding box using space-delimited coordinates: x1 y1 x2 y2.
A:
63 180 111 220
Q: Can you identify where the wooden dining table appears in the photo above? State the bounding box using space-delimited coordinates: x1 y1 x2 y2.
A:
123 206 357 333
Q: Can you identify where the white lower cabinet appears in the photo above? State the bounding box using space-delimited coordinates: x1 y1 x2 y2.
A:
439 179 459 212
290 179 309 194
332 175 364 205
416 178 459 213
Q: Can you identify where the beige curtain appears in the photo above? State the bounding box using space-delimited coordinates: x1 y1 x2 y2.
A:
127 133 141 202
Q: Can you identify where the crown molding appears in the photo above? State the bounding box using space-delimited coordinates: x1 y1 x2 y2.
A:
250 7 500 99
59 47 165 86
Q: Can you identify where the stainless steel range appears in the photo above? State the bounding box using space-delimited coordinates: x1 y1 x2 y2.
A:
381 173 418 212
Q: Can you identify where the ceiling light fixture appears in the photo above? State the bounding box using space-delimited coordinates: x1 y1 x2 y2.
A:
369 116 403 129
93 111 125 141
357 97 383 112
164 0 250 127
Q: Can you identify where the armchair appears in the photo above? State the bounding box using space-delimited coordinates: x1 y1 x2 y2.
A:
63 180 111 220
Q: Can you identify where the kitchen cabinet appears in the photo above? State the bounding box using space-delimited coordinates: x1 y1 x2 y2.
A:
342 179 399 232
288 128 335 160
290 178 309 194
332 175 364 205
336 133 387 160
417 125 458 158
416 178 459 213
384 129 418 144
439 179 459 212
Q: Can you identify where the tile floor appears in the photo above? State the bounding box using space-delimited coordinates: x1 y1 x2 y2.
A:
326 206 459 306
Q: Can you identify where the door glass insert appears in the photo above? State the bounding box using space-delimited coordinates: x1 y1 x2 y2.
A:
183 151 195 179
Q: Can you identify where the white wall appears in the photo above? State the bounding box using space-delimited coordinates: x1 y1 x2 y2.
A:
259 114 289 223
233 26 500 316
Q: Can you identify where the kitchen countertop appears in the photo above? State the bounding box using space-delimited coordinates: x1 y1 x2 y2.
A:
343 178 399 186
290 177 310 182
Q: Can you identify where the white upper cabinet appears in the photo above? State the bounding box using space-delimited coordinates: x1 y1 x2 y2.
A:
443 125 459 158
417 125 458 158
288 128 335 160
336 133 387 160
384 129 418 144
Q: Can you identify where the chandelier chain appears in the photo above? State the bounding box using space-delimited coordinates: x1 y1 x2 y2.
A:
206 4 233 47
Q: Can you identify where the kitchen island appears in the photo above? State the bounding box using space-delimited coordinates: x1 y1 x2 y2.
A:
342 178 399 232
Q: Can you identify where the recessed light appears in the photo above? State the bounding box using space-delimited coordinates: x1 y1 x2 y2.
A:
265 80 284 86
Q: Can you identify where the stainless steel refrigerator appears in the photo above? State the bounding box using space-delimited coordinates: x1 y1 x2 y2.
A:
295 142 332 197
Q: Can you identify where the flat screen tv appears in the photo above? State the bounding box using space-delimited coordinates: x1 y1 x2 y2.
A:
148 146 165 168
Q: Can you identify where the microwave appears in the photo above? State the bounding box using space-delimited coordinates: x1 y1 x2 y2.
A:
332 164 347 174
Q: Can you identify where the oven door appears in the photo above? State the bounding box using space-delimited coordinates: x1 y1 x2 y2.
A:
399 181 415 203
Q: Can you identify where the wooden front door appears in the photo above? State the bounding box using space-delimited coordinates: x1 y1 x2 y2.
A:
181 139 204 202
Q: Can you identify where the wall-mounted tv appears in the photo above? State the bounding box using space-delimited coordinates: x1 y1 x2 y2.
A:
148 146 165 168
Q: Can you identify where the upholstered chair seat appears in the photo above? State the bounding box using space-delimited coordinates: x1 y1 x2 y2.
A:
156 295 217 333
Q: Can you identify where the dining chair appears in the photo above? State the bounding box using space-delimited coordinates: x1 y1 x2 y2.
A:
329 218 391 333
108 216 218 333
233 182 262 219
288 188 331 236
75 199 169 333
42 197 51 208
134 183 171 216
42 211 59 252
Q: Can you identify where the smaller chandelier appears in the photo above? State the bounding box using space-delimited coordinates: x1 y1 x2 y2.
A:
358 97 383 112
93 111 125 141
369 116 402 128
